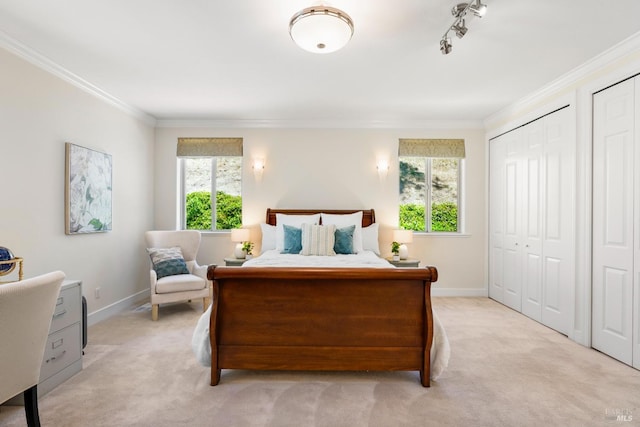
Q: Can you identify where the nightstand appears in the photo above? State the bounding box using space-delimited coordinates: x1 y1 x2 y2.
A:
386 258 420 268
224 257 248 266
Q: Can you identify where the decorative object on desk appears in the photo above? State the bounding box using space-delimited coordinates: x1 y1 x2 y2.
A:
230 228 251 259
0 246 15 275
393 229 413 260
391 241 400 261
65 143 112 234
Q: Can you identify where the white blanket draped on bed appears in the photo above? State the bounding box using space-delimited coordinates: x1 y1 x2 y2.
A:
192 250 450 380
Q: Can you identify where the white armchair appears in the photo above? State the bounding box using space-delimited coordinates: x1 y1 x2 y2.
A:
0 270 65 427
145 230 211 321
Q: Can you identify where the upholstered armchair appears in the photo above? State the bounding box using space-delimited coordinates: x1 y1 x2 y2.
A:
0 270 65 427
145 230 211 321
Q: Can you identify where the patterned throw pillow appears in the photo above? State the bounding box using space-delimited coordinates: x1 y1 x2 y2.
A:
301 223 336 256
147 247 189 279
334 225 356 254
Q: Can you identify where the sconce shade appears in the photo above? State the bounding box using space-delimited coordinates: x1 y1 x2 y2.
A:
230 228 250 243
289 6 354 54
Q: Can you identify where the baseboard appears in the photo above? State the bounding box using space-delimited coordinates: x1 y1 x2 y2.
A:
87 289 149 327
431 287 488 297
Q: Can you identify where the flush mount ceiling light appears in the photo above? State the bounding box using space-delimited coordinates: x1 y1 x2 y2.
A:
289 5 354 54
440 0 487 55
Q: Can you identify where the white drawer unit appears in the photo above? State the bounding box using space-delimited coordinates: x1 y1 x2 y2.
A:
6 279 83 404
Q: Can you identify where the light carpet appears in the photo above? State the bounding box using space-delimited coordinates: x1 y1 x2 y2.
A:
1 297 639 427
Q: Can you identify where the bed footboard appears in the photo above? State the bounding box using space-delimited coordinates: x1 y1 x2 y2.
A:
207 265 438 386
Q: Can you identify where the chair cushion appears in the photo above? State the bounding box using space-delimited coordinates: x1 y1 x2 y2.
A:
147 247 189 279
155 273 206 294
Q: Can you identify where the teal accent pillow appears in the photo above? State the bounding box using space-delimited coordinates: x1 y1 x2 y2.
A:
147 247 189 279
334 225 356 254
281 224 302 254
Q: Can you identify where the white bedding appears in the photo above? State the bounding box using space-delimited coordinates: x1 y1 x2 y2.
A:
192 251 450 380
243 249 395 268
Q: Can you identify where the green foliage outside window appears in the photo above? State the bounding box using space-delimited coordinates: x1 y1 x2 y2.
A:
186 191 242 230
400 202 458 232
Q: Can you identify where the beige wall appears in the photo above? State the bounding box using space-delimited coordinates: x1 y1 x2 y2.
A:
0 48 155 322
154 127 487 295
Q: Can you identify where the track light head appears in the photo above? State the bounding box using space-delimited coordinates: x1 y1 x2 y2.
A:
440 38 452 55
470 0 488 17
452 20 468 38
451 3 468 18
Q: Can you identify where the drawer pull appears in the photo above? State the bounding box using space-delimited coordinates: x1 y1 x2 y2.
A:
45 350 66 363
53 309 67 318
56 296 64 306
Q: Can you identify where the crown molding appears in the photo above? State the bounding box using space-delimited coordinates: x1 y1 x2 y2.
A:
0 30 156 127
155 118 484 130
483 30 640 131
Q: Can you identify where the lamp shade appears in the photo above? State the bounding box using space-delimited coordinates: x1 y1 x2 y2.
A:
289 6 354 54
230 228 250 243
393 229 413 244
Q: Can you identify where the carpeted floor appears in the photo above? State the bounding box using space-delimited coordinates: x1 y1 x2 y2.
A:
1 297 639 427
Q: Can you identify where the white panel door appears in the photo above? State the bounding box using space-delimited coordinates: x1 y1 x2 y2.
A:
521 120 544 322
502 129 523 311
541 107 574 334
592 78 635 365
489 136 506 303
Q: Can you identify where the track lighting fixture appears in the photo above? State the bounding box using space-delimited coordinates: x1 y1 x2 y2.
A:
440 0 487 55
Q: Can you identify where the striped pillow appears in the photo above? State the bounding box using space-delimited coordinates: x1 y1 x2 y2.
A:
301 223 336 256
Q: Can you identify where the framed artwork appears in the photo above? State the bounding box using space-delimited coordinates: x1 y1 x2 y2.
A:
65 142 113 234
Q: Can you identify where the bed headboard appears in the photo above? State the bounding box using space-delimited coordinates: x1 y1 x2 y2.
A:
266 209 376 227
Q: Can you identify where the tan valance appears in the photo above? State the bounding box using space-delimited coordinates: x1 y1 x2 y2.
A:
177 137 243 157
399 138 465 158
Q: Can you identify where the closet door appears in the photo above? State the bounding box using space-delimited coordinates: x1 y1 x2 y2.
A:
502 129 523 311
489 136 506 303
635 78 640 369
592 78 635 365
540 107 573 334
521 120 544 322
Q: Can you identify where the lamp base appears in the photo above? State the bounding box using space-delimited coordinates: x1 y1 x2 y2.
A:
399 244 409 260
234 244 246 259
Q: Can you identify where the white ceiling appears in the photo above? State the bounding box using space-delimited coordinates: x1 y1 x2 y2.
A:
1 0 639 126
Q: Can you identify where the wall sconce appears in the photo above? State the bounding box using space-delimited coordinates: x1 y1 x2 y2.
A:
392 229 413 260
252 158 265 180
377 159 389 180
230 228 251 259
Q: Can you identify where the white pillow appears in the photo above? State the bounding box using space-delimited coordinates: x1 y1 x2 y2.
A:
275 213 321 251
260 223 276 251
362 223 380 255
301 223 336 256
320 211 363 253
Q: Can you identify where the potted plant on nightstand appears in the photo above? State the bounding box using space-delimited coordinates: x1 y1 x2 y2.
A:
391 241 400 261
242 241 254 259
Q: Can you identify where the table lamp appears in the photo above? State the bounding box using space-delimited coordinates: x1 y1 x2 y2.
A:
392 229 413 260
230 228 251 259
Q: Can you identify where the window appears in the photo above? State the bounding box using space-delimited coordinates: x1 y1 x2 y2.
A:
399 139 465 233
177 138 243 230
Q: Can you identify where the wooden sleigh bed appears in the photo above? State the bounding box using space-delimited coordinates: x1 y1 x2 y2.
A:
206 209 438 387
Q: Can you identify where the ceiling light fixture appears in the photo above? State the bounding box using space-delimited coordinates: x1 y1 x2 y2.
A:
289 5 354 54
440 0 487 55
